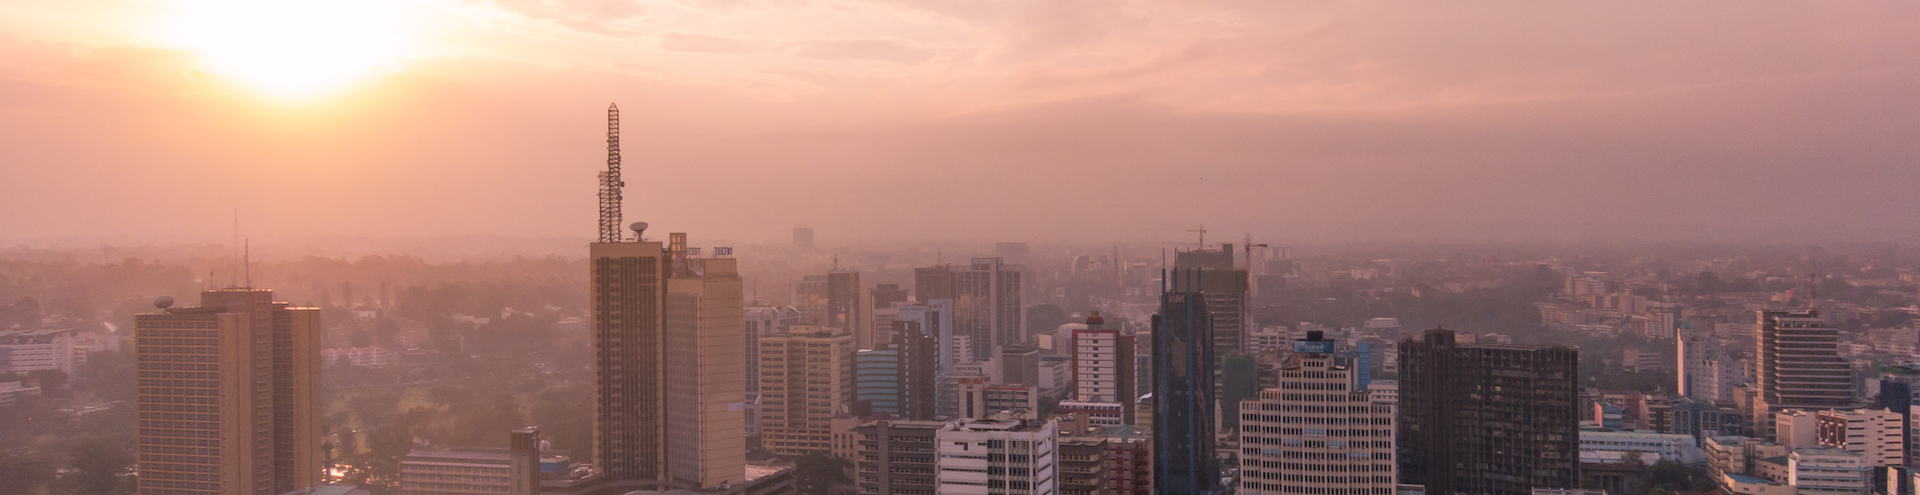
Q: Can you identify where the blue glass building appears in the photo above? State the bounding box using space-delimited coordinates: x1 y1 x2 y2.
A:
1154 268 1224 495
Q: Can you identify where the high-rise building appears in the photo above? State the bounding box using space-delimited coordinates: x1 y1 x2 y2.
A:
1754 309 1853 440
872 284 910 311
590 237 671 482
743 305 801 397
1237 331 1399 495
665 252 748 488
827 270 868 349
134 288 322 495
853 419 946 495
935 418 1059 495
1001 345 1041 387
792 275 829 325
758 326 855 456
854 320 938 420
1171 246 1249 358
1071 311 1136 425
916 258 1023 361
1398 328 1580 495
1153 271 1224 495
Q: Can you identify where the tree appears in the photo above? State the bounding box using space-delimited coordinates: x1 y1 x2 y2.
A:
64 438 134 495
791 452 851 495
0 453 55 495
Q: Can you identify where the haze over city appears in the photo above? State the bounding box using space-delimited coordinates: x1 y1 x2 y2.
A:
5 2 1919 246
7 3 1920 495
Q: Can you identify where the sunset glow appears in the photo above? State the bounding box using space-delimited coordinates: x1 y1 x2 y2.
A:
163 0 411 97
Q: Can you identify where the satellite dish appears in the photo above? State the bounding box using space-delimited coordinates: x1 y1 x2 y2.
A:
154 296 175 309
629 222 648 237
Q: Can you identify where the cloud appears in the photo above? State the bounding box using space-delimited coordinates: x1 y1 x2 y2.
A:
468 0 647 35
658 33 759 54
787 39 933 64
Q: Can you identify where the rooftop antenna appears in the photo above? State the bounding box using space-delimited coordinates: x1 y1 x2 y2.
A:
598 103 625 243
244 239 251 288
231 209 240 288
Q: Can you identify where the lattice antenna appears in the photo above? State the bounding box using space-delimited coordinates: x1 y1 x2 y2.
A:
598 103 625 242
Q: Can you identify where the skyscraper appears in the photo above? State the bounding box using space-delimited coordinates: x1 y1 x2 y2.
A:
1753 309 1853 439
1171 246 1248 357
1398 329 1579 495
826 270 867 349
590 237 671 482
1237 331 1399 495
1071 311 1136 425
916 258 1023 361
758 325 855 456
1153 270 1223 495
135 288 321 495
854 320 938 420
665 249 747 488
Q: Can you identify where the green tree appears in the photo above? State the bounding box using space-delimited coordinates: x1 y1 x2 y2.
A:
791 452 851 495
63 438 134 495
0 453 55 495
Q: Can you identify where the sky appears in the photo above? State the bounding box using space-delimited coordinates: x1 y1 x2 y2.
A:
2 1 1918 248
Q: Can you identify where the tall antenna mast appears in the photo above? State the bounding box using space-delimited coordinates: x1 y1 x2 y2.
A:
598 103 625 243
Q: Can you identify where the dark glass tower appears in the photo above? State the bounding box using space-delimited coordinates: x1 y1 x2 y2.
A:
1153 269 1222 495
1398 329 1580 495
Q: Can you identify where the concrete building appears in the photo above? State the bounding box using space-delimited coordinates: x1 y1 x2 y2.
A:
134 288 322 495
0 328 75 375
1399 328 1580 495
1058 438 1111 495
1788 448 1871 495
1753 310 1854 440
916 258 1023 361
1579 430 1699 465
854 419 945 495
758 326 855 456
743 305 801 396
1815 408 1902 468
1171 247 1249 358
665 252 748 488
590 238 671 482
1002 345 1042 387
398 433 568 495
935 418 1059 495
827 270 867 349
1071 311 1136 425
1153 271 1224 495
1237 332 1400 495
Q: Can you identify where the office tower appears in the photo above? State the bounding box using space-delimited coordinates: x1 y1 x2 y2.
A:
1237 331 1399 495
1754 309 1853 440
1153 271 1223 495
134 288 322 495
399 440 575 495
665 250 747 487
1071 311 1136 425
826 270 867 349
0 328 75 374
1398 328 1579 495
792 227 814 251
1058 437 1112 495
1816 409 1903 468
1001 345 1041 387
899 300 956 376
872 284 909 311
916 258 1023 361
743 305 801 396
758 325 855 456
854 320 938 420
853 420 947 495
590 235 671 481
509 428 541 495
1172 246 1249 357
792 275 829 325
936 418 1059 495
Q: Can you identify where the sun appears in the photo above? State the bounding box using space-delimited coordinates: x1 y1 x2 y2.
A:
165 0 411 98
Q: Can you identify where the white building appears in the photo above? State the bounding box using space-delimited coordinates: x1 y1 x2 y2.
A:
936 417 1058 495
1579 430 1702 465
1777 410 1821 448
1815 408 1902 468
1788 448 1870 495
1238 334 1400 495
0 328 75 375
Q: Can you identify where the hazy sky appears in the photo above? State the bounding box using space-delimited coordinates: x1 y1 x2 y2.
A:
2 1 1917 247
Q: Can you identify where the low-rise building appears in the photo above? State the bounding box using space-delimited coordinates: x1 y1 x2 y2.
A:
936 417 1058 495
